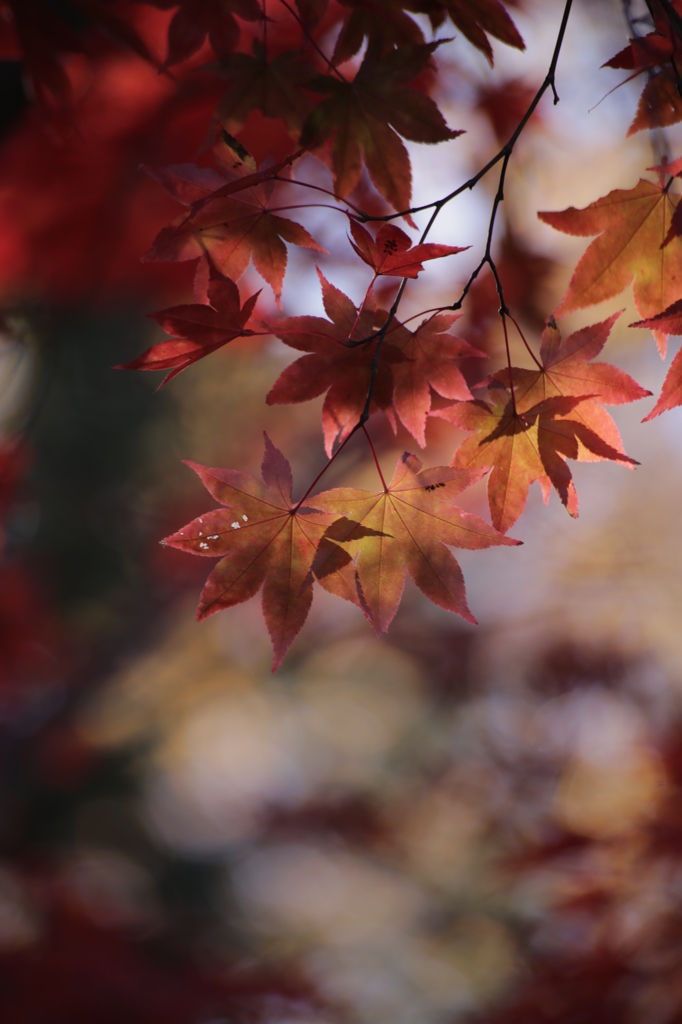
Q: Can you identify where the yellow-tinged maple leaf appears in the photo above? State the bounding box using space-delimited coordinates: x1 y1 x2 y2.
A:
311 452 518 633
539 179 682 354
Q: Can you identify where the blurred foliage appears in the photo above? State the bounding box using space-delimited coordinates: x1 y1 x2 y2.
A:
2 1 682 1022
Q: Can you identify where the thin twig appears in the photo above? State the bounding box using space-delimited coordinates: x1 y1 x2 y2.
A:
362 424 387 490
357 0 575 422
507 311 543 370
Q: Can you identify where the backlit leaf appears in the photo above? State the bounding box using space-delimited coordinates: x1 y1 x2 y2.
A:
312 451 518 632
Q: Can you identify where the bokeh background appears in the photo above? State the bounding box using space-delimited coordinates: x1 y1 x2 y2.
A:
2 0 682 1021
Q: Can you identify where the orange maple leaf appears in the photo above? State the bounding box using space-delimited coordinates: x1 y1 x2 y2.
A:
490 313 650 463
436 387 637 534
631 298 682 419
539 178 682 354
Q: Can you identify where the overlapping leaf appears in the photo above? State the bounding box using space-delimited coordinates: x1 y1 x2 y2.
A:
439 0 525 64
348 220 467 278
384 313 485 445
604 3 682 135
490 314 650 461
311 451 518 633
631 299 682 419
144 147 325 304
162 435 357 669
267 270 403 455
120 267 259 384
436 386 637 533
211 41 317 136
300 42 461 211
144 0 261 68
539 179 682 352
331 0 427 63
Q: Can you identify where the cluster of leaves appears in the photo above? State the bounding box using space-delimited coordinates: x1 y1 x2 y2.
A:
6 0 682 667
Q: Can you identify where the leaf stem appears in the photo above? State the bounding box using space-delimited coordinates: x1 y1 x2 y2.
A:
362 424 387 490
501 313 517 417
506 311 543 370
362 0 575 226
293 431 354 510
272 176 367 216
349 280 376 339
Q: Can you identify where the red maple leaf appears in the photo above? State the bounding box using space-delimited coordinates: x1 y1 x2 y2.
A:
120 267 260 384
211 41 317 137
348 220 467 278
311 451 519 633
438 0 524 65
162 435 359 670
144 140 326 304
384 312 485 445
300 42 461 211
144 0 262 68
331 0 427 64
267 270 404 455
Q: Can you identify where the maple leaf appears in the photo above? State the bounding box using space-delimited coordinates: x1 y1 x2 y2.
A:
604 6 682 135
539 179 682 354
490 313 651 461
348 220 467 278
300 42 462 211
145 0 262 68
311 452 518 633
4 0 156 112
120 267 260 384
162 435 356 670
436 387 637 534
267 270 404 455
144 149 326 305
439 0 525 65
384 312 485 445
331 0 427 64
631 299 682 419
211 41 317 137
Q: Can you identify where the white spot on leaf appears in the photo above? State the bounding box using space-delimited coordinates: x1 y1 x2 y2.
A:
231 522 241 530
